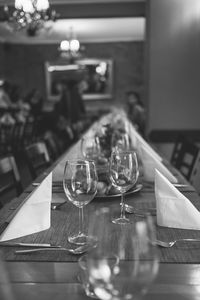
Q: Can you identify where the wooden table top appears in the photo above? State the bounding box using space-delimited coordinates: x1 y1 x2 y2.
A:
3 262 200 300
1 112 200 299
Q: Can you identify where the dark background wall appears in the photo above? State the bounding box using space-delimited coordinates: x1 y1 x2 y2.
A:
146 0 200 136
0 41 144 108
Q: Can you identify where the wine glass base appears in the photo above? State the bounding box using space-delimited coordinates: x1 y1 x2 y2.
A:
68 234 96 245
112 217 130 225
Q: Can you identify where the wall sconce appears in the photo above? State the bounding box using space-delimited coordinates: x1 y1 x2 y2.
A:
58 27 85 63
3 0 58 36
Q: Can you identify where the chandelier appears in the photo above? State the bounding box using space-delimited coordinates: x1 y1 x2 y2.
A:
58 27 85 63
3 0 58 36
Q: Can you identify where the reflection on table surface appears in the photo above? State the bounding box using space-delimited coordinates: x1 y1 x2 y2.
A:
4 262 200 300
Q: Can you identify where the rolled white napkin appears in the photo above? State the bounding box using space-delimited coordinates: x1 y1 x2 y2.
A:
155 169 200 230
0 173 52 241
141 145 178 183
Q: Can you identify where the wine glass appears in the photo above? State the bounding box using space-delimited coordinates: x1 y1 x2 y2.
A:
109 149 139 224
132 214 159 298
111 130 130 152
63 159 98 245
86 207 159 300
81 136 101 161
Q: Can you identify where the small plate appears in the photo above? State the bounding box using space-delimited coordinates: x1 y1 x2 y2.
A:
95 183 143 199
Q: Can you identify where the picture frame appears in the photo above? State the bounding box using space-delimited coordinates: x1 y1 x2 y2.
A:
45 58 113 101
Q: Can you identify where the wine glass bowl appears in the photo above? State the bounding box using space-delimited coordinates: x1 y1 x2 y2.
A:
111 130 130 152
109 150 139 224
81 136 101 161
63 159 98 245
86 207 159 300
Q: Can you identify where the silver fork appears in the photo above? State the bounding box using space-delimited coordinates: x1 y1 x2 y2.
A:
15 243 96 255
155 238 200 248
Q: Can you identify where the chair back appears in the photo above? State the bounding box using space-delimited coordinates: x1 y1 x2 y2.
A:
190 152 200 194
25 141 51 179
44 132 61 161
22 117 36 146
0 155 23 202
0 123 14 155
171 136 200 181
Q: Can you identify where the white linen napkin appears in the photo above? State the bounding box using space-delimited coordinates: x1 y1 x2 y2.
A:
129 125 162 162
141 145 178 183
155 169 200 230
0 172 52 241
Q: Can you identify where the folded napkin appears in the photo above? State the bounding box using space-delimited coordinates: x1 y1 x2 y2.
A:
129 125 162 162
0 173 52 241
141 145 178 183
155 169 200 230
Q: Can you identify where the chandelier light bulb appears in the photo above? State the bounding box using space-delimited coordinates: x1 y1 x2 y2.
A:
60 40 70 51
15 0 34 13
9 0 57 36
15 0 23 10
36 0 50 11
70 39 80 52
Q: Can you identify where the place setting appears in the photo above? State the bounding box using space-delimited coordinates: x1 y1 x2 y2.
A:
0 115 200 264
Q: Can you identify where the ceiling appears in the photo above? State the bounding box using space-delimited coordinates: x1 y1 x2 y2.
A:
0 0 146 44
0 0 145 5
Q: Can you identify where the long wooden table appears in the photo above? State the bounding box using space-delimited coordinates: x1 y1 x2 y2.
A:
1 114 200 299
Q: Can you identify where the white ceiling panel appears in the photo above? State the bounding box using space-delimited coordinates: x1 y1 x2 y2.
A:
0 17 145 43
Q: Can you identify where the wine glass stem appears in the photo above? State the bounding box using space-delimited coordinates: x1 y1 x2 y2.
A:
78 206 84 236
120 193 126 219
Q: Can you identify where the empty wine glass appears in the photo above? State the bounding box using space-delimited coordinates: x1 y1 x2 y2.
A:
63 159 98 245
81 136 101 161
86 207 159 300
109 149 139 224
132 214 159 298
111 130 130 152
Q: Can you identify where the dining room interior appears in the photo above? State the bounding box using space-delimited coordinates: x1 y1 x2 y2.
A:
1 0 200 195
1 1 200 299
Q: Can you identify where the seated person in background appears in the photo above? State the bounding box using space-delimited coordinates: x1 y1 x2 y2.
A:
126 90 146 137
26 88 43 117
54 79 88 139
68 79 86 124
52 81 76 151
54 80 71 121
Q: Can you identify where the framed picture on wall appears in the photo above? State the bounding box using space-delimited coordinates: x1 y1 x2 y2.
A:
45 58 113 101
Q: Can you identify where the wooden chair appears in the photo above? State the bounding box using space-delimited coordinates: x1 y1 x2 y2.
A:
0 155 23 207
11 121 25 153
190 152 200 194
25 141 51 179
22 116 36 147
171 136 200 181
44 131 61 161
0 123 14 155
